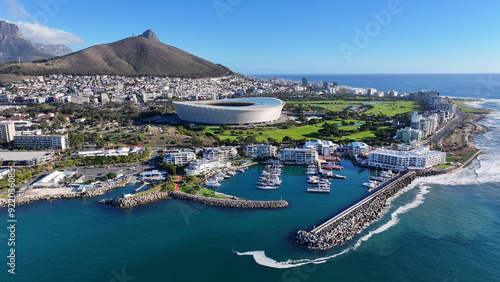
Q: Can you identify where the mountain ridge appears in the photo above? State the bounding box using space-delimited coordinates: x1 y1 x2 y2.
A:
1 29 232 78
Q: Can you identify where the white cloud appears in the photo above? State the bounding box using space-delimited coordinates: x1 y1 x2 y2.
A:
2 0 84 46
15 21 84 45
4 0 31 20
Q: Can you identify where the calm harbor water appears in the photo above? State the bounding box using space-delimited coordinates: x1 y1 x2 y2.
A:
2 74 500 281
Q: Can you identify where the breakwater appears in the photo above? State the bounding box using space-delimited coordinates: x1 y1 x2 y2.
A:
296 171 417 249
169 191 289 209
99 190 289 209
99 192 170 208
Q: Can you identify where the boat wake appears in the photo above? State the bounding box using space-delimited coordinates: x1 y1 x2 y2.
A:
235 182 431 269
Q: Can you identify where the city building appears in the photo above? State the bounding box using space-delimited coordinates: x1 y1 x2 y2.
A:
244 144 277 158
0 151 54 165
173 97 285 125
279 148 318 164
396 127 423 142
304 139 338 156
32 170 76 188
368 146 446 171
0 121 15 142
351 142 370 156
302 77 308 87
185 158 231 176
163 150 197 166
203 146 238 160
14 134 69 149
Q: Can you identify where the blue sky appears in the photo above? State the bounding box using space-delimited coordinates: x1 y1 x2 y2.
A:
1 0 500 74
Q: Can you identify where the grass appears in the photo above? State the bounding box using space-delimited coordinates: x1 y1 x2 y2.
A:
208 120 370 142
451 99 491 114
289 100 424 116
135 184 162 196
434 164 453 169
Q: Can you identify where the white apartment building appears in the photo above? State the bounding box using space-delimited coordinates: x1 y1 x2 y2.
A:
244 144 277 158
163 150 197 166
351 142 370 156
0 121 15 142
203 146 238 160
14 134 69 149
304 139 338 156
396 127 423 142
368 146 446 171
185 158 231 176
279 148 318 164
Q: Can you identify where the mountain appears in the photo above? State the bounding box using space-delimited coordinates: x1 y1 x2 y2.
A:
33 43 72 57
0 20 53 62
1 29 232 78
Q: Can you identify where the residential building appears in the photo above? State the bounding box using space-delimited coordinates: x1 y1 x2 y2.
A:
244 144 277 158
396 127 423 142
163 150 196 166
185 158 231 176
351 142 370 156
368 146 446 171
279 148 318 164
203 146 238 160
304 139 338 156
0 121 15 142
14 134 69 149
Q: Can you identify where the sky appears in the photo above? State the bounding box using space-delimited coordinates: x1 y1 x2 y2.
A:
1 0 500 74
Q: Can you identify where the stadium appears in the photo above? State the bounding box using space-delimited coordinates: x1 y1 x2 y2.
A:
173 97 285 125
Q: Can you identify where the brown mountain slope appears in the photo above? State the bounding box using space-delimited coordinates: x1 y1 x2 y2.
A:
1 30 232 78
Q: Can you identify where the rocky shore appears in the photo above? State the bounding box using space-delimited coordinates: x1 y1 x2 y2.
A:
99 190 289 209
0 181 128 207
296 171 417 249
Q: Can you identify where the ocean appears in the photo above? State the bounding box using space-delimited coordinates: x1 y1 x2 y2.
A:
2 74 500 281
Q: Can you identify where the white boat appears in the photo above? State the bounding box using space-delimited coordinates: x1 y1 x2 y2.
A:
307 176 319 184
236 168 245 173
257 185 279 190
380 170 394 178
370 176 384 182
205 180 221 187
363 181 378 189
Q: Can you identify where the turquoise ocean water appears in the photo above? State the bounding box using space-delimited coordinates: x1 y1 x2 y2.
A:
2 74 500 281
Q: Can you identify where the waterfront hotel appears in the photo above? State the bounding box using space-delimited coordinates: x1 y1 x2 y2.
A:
368 146 446 171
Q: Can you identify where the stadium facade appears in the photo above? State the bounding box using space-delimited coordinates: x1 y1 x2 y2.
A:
173 97 285 125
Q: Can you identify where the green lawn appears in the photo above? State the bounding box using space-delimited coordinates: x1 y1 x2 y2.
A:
288 100 424 116
207 120 373 142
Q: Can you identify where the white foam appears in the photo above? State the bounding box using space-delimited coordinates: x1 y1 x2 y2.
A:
235 183 431 269
353 185 430 250
234 249 349 269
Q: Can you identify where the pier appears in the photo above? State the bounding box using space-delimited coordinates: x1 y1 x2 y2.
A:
297 171 417 249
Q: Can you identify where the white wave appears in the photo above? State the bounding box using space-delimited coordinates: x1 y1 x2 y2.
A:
353 185 430 250
235 183 431 269
234 249 349 269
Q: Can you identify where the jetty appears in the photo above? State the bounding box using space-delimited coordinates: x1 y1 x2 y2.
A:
297 171 417 249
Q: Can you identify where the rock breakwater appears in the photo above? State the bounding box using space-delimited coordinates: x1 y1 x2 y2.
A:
99 192 170 208
297 171 417 249
99 190 289 209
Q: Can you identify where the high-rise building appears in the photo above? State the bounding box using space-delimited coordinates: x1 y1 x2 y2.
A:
323 81 329 89
0 121 15 142
302 77 308 87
